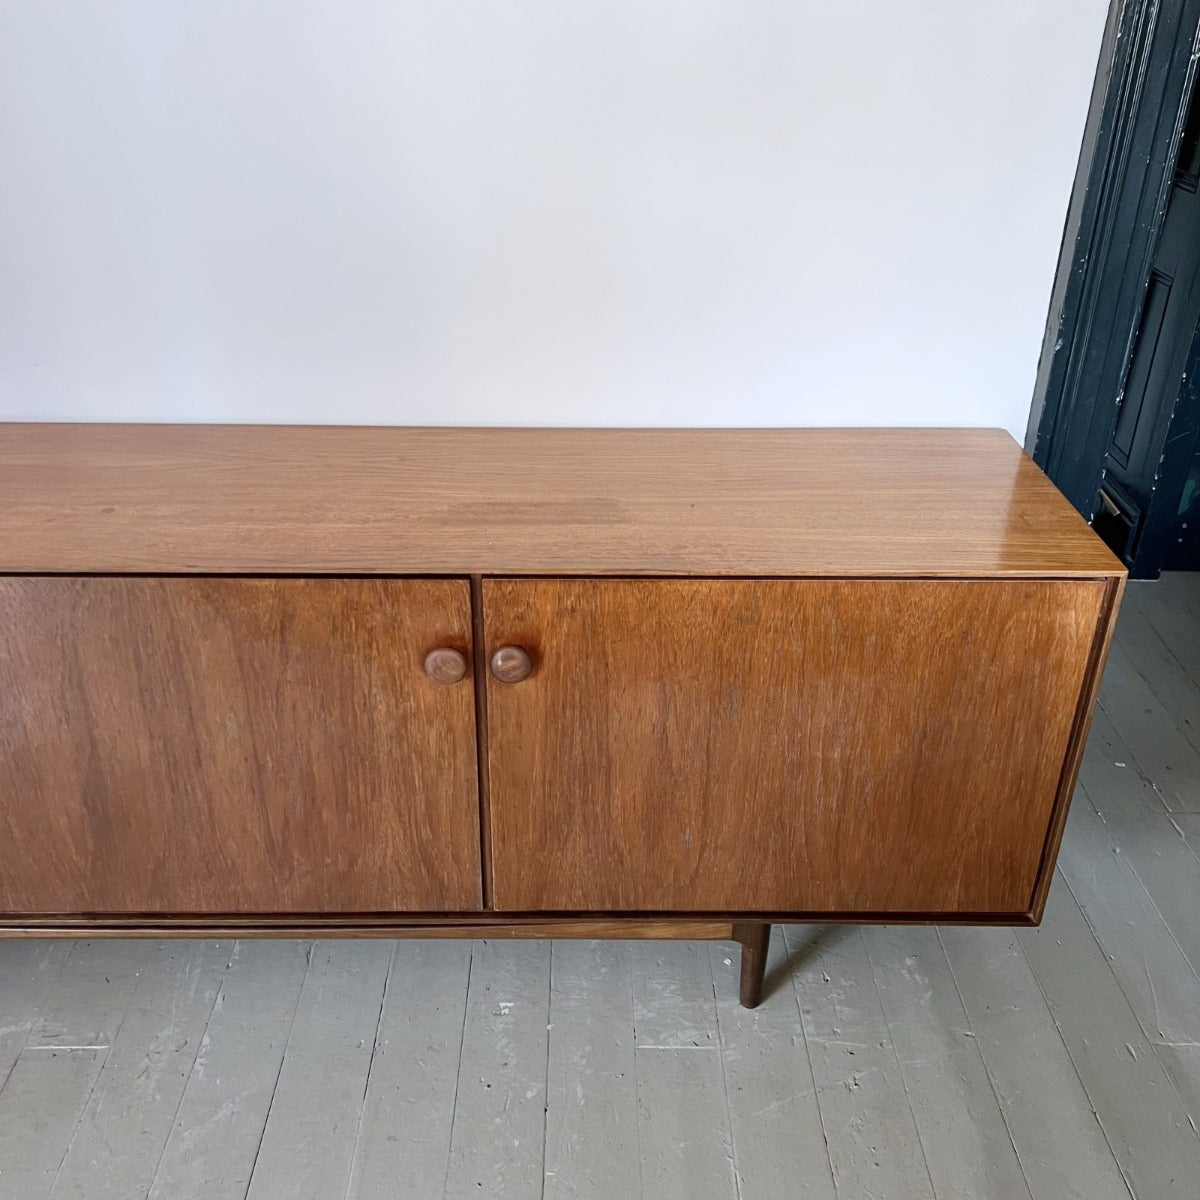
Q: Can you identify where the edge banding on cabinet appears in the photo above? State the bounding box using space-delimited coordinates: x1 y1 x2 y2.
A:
1026 572 1128 919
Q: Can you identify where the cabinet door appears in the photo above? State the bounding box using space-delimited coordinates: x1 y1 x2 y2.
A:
0 577 480 913
483 578 1105 914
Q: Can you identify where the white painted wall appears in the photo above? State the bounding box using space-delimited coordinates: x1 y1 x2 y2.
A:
0 2 1108 439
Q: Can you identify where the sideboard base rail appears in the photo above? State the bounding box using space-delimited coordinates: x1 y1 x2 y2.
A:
0 913 1043 1008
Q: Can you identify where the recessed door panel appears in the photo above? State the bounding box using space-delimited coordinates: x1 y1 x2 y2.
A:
484 578 1103 914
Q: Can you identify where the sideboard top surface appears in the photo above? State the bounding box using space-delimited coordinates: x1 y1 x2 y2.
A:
0 424 1123 577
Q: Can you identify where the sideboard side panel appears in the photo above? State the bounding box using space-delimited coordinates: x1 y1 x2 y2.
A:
1027 573 1126 919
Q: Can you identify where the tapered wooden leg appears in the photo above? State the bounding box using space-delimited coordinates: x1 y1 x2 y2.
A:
732 921 771 1008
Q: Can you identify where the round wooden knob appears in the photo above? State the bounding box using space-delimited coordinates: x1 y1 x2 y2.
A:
423 647 468 685
490 645 533 683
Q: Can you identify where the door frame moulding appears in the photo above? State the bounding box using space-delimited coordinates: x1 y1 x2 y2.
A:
1026 0 1200 519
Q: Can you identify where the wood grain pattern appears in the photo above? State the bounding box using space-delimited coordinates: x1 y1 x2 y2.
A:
0 577 481 913
0 425 1122 577
489 644 533 683
424 646 468 685
484 578 1106 914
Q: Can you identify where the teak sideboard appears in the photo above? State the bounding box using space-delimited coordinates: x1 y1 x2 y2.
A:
0 425 1125 1007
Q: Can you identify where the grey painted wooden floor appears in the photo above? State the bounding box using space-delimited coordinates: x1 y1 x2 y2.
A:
4 577 1200 1199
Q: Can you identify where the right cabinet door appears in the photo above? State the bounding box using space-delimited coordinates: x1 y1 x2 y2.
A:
483 578 1105 914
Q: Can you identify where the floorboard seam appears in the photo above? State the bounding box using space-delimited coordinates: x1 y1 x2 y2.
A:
47 941 155 1196
783 926 839 1199
1068 802 1200 1139
1082 784 1200 984
935 928 1037 1200
859 928 939 1200
1168 814 1200 865
1061 823 1200 1043
538 939 553 1200
1118 617 1200 758
1149 1042 1200 1140
341 941 396 1200
240 939 313 1200
1095 697 1178 818
709 945 743 1200
0 940 75 1098
439 941 474 1200
1015 894 1138 1200
144 941 237 1198
630 943 646 1200
1128 590 1200 757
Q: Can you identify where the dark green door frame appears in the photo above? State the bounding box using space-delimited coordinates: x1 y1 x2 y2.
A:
1026 0 1200 520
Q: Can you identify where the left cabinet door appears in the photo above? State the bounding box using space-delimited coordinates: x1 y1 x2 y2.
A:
0 577 481 914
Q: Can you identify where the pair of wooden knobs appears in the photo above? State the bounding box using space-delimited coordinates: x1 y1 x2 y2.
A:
423 646 532 685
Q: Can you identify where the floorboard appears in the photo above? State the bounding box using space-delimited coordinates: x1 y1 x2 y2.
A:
1116 589 1200 753
0 1048 105 1200
631 940 719 1050
147 940 312 1200
1018 876 1200 1199
635 1046 736 1200
789 924 935 1199
1081 708 1200 978
711 929 836 1199
345 940 472 1200
939 922 1130 1200
1172 812 1200 864
863 924 1033 1199
1058 796 1200 1045
1131 577 1200 683
0 940 152 1200
442 939 551 1200
48 941 232 1200
30 940 154 1051
543 940 640 1200
1156 1043 1200 1133
244 941 394 1200
0 940 71 1091
1099 639 1200 813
